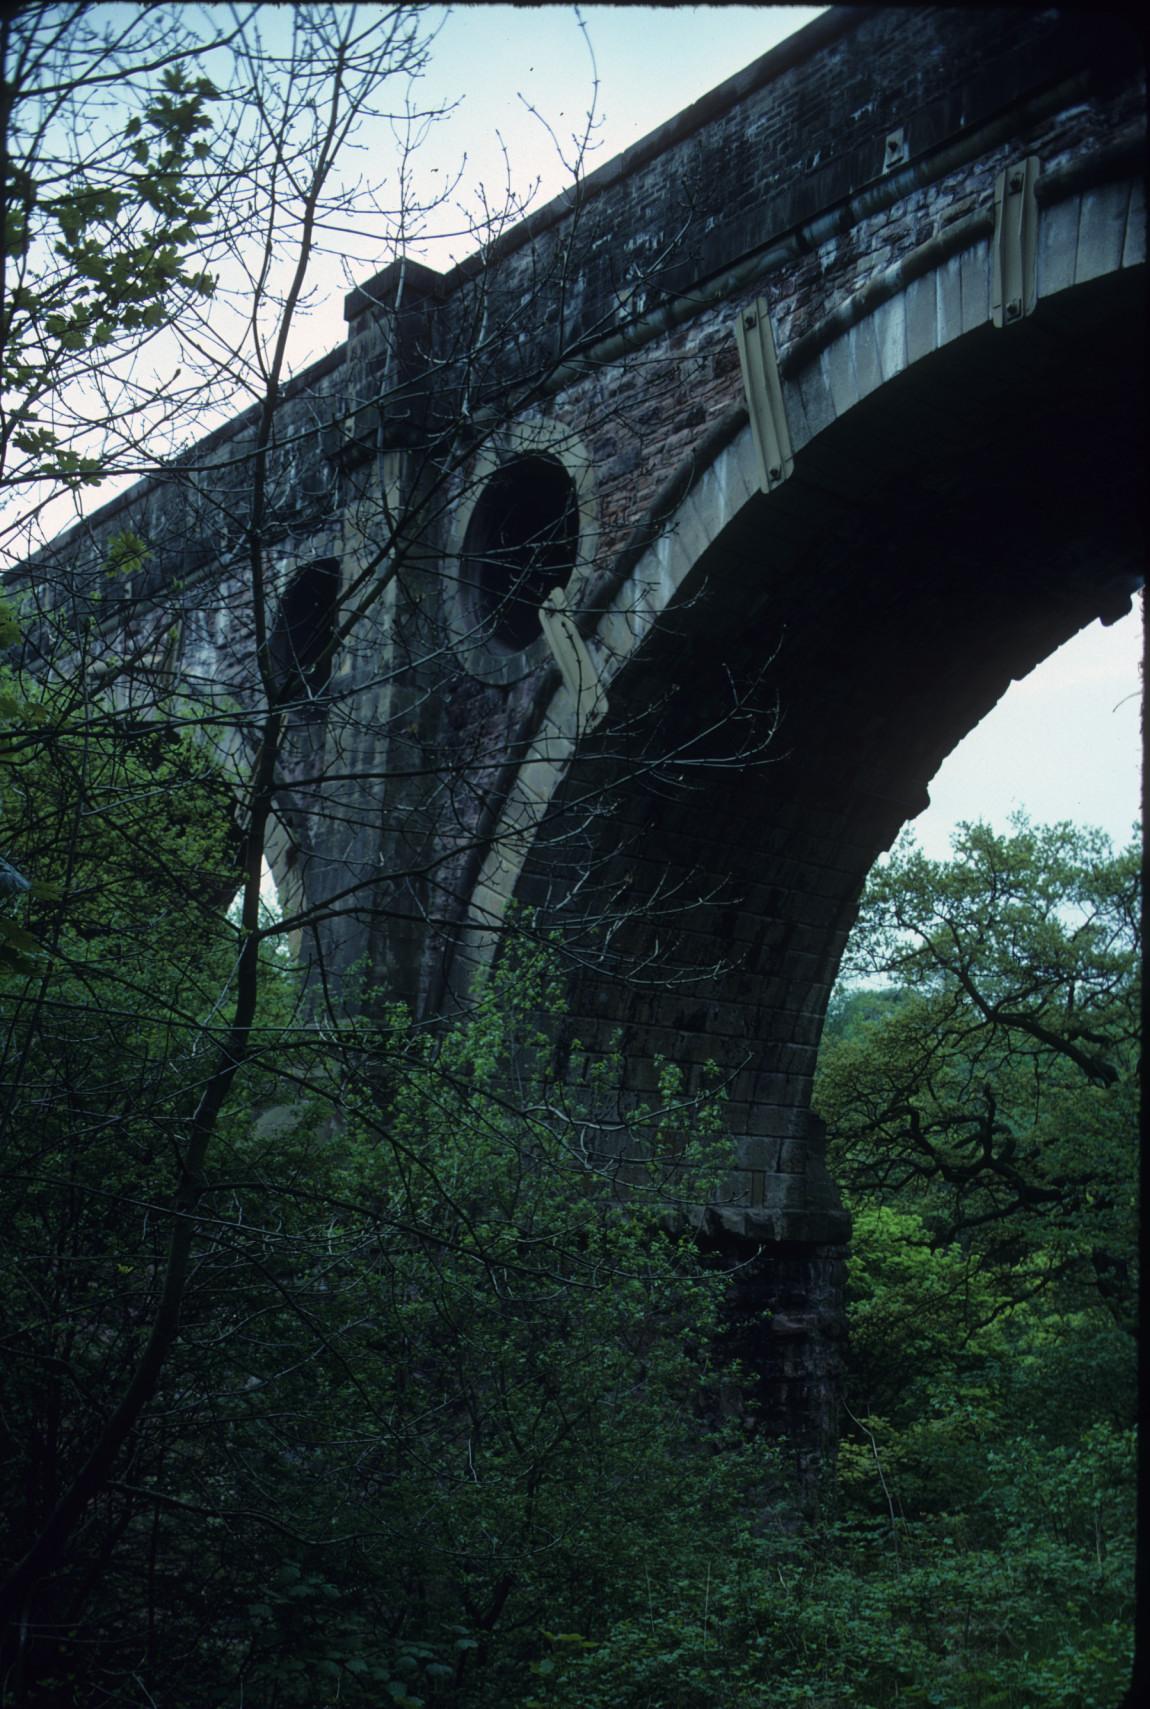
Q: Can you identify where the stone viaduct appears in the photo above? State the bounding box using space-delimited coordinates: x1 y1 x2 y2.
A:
15 7 1146 1452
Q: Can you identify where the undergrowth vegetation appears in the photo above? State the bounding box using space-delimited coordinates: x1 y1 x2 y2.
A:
1 728 1137 1707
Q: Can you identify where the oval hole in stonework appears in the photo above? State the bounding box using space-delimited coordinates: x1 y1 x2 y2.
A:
462 454 579 651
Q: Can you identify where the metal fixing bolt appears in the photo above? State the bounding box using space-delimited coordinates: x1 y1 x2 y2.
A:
991 156 1039 329
732 296 794 495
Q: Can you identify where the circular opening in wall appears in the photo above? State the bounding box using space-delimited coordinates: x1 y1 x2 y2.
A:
461 454 579 651
269 557 339 716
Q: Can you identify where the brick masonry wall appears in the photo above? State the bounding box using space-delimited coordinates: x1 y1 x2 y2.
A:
18 3 1143 1161
12 6 1145 1458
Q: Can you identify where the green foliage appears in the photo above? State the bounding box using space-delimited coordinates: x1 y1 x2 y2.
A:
522 1491 1133 1709
530 814 1140 1709
2 17 220 493
819 819 1138 1316
1 712 744 1708
2 742 1137 1706
810 819 1136 1704
1 633 92 967
194 944 741 1709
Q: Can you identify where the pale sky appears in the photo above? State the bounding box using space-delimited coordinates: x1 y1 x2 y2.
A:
908 603 1141 859
412 5 827 249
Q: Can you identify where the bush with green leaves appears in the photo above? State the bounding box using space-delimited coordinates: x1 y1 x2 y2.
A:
532 820 1137 1709
2 699 750 1707
3 729 1137 1708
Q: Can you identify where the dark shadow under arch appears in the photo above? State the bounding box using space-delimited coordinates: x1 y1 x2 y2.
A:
506 264 1144 1223
460 454 580 651
269 558 340 714
476 264 1143 1455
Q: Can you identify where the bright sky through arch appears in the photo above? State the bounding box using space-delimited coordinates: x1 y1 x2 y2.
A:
906 598 1142 861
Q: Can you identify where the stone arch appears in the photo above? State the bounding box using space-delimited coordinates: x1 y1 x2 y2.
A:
459 173 1144 1248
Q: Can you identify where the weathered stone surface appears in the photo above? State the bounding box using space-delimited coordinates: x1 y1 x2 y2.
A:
11 6 1145 1455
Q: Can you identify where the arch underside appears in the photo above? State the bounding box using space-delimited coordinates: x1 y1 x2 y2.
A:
477 260 1144 1244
